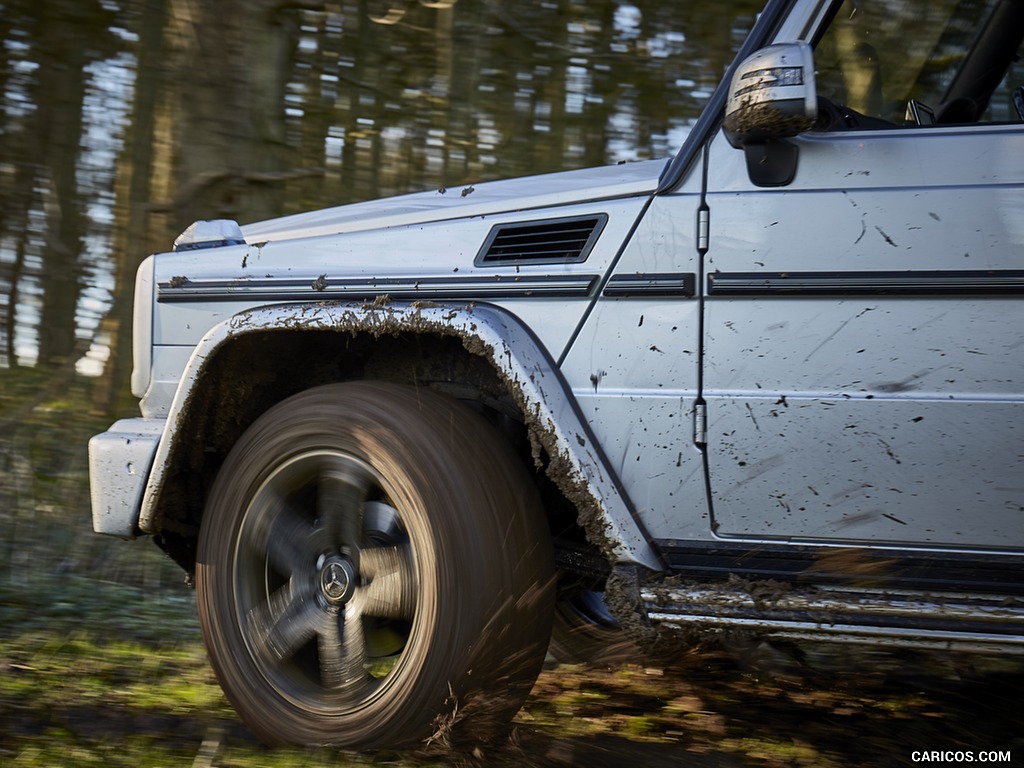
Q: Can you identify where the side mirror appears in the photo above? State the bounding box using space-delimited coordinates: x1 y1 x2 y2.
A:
723 42 817 188
724 41 817 145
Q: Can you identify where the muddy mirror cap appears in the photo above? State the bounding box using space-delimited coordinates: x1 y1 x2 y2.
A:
723 42 816 188
723 41 817 148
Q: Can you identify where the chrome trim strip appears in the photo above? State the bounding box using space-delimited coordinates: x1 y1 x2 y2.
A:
603 272 697 297
708 270 1024 296
643 582 1024 652
157 274 599 302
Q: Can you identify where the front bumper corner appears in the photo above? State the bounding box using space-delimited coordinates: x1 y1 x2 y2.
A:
88 418 164 538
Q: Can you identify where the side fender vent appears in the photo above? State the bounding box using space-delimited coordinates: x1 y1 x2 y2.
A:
474 214 608 266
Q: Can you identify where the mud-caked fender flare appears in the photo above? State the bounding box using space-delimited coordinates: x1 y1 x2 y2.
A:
139 300 663 570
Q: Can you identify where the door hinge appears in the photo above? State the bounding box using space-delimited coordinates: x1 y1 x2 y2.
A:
693 401 707 446
697 204 710 255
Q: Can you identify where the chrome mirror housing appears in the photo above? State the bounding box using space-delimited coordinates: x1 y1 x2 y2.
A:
724 42 817 147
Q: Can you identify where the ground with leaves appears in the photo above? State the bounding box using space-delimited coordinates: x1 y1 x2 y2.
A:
2 370 1022 767
3 588 1022 768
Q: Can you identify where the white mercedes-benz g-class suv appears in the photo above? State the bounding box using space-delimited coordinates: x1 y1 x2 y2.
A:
90 0 1024 749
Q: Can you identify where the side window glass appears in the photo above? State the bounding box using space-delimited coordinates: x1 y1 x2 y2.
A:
813 0 1023 128
989 45 1024 123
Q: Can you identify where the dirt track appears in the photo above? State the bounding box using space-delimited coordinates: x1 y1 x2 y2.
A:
506 645 1024 768
5 640 1020 767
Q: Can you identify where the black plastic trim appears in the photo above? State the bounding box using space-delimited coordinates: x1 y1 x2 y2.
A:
655 539 1024 595
157 274 599 302
708 270 1024 296
474 214 608 266
603 272 697 298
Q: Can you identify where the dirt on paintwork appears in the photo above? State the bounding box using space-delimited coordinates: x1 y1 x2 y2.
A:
110 304 1022 766
147 299 637 593
724 101 814 139
456 328 627 570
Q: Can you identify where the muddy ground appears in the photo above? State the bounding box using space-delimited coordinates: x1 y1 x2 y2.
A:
3 634 1021 768
1 374 1020 767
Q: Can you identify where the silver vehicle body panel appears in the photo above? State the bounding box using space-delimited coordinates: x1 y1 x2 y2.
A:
96 163 666 558
132 301 663 569
88 418 163 537
239 160 667 244
87 0 1023 652
700 124 1024 551
560 158 710 541
139 181 660 419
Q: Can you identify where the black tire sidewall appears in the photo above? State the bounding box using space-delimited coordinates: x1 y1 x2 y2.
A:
196 381 553 748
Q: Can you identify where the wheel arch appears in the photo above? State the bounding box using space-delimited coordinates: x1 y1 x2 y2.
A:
141 300 662 575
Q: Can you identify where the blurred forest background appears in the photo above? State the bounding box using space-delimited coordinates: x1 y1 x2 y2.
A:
3 4 1024 766
0 0 761 391
0 0 762 578
1 1 773 761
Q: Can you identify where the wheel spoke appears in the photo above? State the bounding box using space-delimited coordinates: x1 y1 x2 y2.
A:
316 610 346 689
247 581 321 662
317 602 372 693
258 503 316 578
359 544 417 620
317 460 372 553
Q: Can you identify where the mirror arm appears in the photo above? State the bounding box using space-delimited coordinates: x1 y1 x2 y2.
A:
742 138 799 188
723 41 816 187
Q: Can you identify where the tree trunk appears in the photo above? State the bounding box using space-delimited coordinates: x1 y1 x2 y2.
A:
32 1 95 367
98 0 169 414
165 0 294 232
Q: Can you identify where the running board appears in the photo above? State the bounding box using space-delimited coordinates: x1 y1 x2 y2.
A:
642 580 1024 654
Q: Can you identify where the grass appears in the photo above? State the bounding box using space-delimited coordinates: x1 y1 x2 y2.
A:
0 575 425 767
2 367 1023 767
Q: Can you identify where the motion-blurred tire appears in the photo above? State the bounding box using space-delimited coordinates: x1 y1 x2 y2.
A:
549 587 638 666
195 381 555 748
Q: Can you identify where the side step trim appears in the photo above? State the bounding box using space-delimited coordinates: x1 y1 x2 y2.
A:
654 540 1024 595
643 581 1024 654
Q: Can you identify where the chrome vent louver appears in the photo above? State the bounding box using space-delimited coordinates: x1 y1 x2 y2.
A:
475 214 607 266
